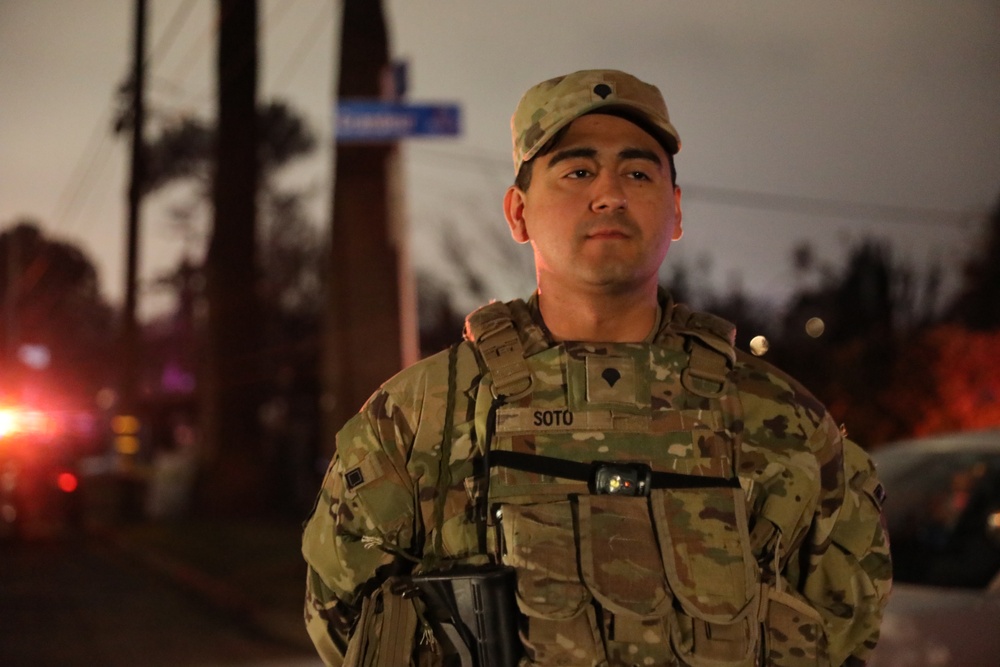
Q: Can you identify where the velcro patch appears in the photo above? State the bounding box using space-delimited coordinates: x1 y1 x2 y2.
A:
586 355 637 404
341 452 385 495
345 467 365 491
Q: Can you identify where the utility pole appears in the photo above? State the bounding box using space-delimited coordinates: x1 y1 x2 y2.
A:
199 0 265 516
109 0 147 522
121 0 146 416
323 0 413 453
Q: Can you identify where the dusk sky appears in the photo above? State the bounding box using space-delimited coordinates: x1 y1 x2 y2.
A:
2 1 998 320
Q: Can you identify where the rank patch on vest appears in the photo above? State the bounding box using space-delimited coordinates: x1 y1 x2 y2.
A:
586 355 637 405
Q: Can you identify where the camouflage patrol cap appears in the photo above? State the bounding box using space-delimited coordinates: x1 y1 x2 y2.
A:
511 69 681 176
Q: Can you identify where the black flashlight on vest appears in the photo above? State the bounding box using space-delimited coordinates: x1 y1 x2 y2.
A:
589 461 653 496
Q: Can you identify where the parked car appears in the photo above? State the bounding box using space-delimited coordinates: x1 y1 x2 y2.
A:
868 430 1000 667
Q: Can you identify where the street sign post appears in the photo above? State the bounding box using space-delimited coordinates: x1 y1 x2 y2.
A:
336 101 461 142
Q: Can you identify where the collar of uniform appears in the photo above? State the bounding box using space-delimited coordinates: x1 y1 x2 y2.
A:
521 289 671 346
653 287 677 341
509 292 553 357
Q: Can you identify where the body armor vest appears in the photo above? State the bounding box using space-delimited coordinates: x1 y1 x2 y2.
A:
466 299 761 667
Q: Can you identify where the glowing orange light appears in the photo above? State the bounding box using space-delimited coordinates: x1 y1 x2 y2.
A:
115 436 140 455
0 409 17 438
0 408 59 439
57 472 78 493
111 415 140 435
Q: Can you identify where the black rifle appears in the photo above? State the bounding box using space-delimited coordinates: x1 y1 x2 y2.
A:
401 565 522 667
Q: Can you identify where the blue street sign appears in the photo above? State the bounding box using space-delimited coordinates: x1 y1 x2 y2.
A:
336 101 461 142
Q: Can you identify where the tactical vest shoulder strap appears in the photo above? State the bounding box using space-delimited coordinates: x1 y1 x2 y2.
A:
465 297 738 401
464 301 533 400
666 302 737 360
662 302 738 399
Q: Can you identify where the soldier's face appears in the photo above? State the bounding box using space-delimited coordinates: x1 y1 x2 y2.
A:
504 114 682 296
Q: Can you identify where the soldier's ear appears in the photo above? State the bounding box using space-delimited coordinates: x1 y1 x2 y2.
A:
504 186 530 244
672 185 683 241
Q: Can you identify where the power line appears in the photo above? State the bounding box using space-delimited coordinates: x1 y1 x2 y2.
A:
49 104 119 232
268 1 332 96
405 144 984 228
153 0 313 113
158 2 217 108
48 0 200 233
263 0 297 31
147 0 198 68
409 143 509 168
681 184 979 228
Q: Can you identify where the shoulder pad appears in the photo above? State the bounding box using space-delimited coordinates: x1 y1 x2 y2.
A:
665 303 737 364
463 300 533 400
463 301 514 343
464 298 550 356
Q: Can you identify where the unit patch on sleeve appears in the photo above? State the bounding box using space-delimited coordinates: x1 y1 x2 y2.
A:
344 467 365 491
341 451 386 495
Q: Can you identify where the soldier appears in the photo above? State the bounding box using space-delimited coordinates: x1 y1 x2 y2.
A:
302 69 892 666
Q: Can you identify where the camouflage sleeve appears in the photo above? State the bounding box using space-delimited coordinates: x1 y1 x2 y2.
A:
301 388 421 666
734 353 891 665
799 425 892 666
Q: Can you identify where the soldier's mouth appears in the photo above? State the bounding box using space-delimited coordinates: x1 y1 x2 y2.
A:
586 229 630 240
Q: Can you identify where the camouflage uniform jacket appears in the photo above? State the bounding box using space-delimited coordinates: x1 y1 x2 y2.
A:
302 291 892 666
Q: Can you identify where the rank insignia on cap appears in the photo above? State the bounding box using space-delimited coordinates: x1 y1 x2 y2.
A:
344 467 365 491
510 69 681 177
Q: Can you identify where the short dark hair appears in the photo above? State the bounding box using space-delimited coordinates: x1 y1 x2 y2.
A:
514 111 678 192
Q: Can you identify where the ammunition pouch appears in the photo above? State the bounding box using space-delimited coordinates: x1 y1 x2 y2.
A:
343 577 420 667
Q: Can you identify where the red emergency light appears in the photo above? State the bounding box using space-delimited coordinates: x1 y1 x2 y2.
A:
57 472 78 493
